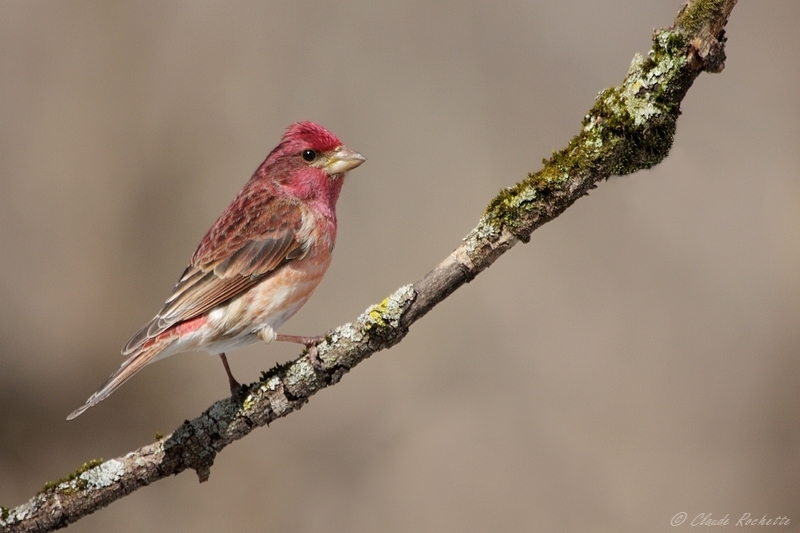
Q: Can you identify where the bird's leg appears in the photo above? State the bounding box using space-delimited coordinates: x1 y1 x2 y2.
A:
218 352 243 396
276 334 324 346
276 334 326 366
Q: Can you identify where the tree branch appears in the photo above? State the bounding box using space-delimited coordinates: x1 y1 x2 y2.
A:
0 1 737 531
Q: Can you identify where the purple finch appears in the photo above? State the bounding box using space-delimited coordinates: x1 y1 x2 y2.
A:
68 121 365 420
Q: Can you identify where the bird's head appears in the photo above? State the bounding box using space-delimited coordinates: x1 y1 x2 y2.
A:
257 121 366 208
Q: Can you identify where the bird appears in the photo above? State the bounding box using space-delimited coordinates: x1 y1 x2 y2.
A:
67 121 365 420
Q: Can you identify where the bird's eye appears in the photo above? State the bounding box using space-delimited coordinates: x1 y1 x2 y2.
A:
301 149 316 162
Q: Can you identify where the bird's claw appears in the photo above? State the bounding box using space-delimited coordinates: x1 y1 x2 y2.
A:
230 381 249 400
305 342 322 369
276 333 327 368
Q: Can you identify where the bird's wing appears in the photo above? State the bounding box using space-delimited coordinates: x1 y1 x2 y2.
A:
122 194 308 355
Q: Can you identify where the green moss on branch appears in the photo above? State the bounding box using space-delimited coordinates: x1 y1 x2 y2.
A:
482 23 704 240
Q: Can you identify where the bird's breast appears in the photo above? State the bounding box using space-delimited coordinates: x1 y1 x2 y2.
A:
205 220 335 345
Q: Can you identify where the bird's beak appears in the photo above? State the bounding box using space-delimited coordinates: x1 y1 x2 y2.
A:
325 146 366 175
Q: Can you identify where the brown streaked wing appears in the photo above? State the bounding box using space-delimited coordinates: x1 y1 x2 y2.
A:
122 196 306 355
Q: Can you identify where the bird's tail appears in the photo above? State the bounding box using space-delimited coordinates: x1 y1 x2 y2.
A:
67 338 175 420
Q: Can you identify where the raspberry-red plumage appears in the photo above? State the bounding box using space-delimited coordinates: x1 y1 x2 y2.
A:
67 122 364 419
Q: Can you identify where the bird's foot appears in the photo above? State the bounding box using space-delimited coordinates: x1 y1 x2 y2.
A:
219 353 247 397
276 334 326 368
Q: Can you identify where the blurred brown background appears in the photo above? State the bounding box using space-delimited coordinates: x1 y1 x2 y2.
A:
1 1 798 531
